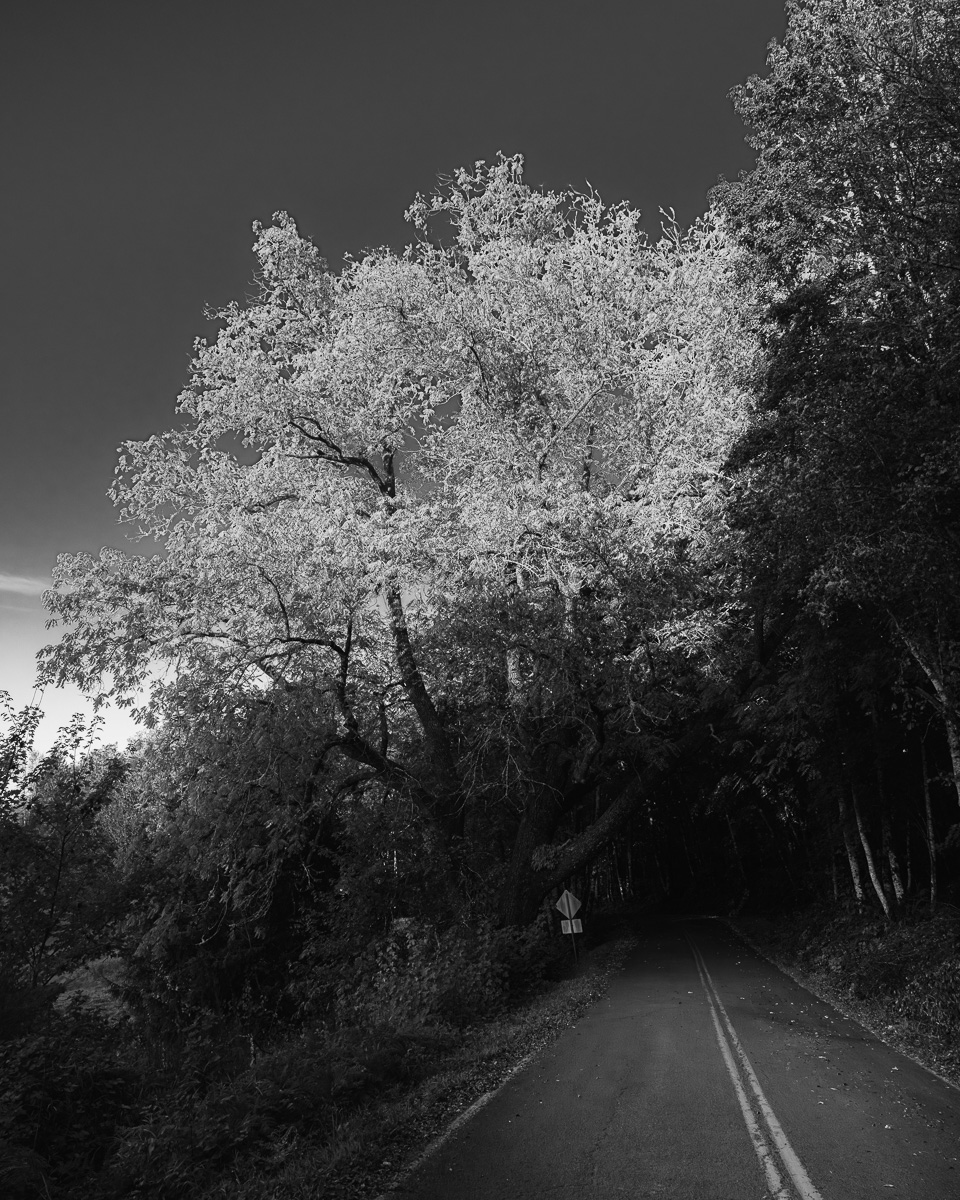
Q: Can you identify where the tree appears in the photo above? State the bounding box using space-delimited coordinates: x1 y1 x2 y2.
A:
89 684 347 1028
41 156 760 923
0 710 124 987
0 690 41 802
716 0 960 810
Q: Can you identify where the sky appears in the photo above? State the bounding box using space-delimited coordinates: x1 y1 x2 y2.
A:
1 0 786 751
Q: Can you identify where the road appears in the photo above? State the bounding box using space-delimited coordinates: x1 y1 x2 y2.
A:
388 918 960 1199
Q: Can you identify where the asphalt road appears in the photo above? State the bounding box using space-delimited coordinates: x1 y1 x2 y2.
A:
388 918 960 1200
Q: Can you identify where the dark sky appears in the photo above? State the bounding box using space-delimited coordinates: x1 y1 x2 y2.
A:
1 0 786 746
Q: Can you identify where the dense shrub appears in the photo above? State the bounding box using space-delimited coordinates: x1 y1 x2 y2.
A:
894 956 960 1034
0 999 142 1197
105 1022 458 1198
740 904 960 1035
338 919 509 1030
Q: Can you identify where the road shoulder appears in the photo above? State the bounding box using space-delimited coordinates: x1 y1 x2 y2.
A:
729 910 960 1093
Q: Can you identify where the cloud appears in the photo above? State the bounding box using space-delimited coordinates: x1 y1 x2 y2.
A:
0 573 49 597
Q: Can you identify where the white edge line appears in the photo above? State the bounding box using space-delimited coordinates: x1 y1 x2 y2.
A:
374 1047 540 1199
717 916 960 1095
691 947 791 1199
693 939 825 1200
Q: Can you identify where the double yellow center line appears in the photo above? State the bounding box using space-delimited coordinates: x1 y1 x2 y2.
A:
687 935 824 1200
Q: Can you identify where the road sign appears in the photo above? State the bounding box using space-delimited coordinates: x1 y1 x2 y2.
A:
555 889 581 918
561 919 583 934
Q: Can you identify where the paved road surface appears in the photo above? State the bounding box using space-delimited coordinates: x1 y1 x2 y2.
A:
389 918 960 1199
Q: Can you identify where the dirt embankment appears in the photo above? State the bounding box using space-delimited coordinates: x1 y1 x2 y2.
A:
731 905 960 1089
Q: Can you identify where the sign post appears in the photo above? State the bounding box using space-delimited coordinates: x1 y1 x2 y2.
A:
555 889 582 965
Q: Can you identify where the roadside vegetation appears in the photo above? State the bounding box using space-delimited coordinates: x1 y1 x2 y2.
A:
735 905 960 1089
3 2 960 1196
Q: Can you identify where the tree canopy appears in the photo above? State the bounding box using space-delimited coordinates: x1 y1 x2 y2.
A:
41 157 760 923
716 0 960 805
31 0 960 948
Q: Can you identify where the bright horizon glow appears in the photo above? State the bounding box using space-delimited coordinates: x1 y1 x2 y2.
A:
1 587 147 754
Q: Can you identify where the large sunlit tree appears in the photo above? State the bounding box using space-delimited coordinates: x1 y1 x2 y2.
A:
42 156 759 922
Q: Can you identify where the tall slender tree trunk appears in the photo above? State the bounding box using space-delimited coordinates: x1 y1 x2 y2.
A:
944 717 960 810
872 712 904 908
851 782 892 920
502 560 523 703
613 848 624 902
655 846 668 895
726 813 747 888
679 824 696 881
896 627 960 810
905 824 912 895
835 774 865 908
921 737 937 910
624 835 633 902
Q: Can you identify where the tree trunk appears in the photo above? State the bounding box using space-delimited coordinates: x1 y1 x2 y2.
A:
835 782 864 902
851 782 892 919
945 717 960 811
498 786 562 926
679 823 697 881
385 588 462 835
836 780 865 908
502 560 523 704
921 736 937 910
652 843 667 896
497 774 639 925
905 823 912 895
896 626 960 810
726 813 747 889
872 712 904 908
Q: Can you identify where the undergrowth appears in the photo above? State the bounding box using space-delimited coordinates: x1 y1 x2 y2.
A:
735 903 960 1086
0 913 634 1199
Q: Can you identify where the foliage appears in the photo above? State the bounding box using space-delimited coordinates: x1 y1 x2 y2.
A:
716 0 960 801
40 157 761 925
101 697 339 1037
0 1000 141 1198
739 903 960 1084
339 919 508 1030
0 708 125 991
0 691 41 801
15 8 960 1189
895 954 960 1034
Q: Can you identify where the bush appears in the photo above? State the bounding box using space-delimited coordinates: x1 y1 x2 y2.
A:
490 919 563 996
895 956 960 1033
0 1140 53 1200
338 919 508 1031
106 1023 453 1198
740 904 960 1030
0 999 142 1195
